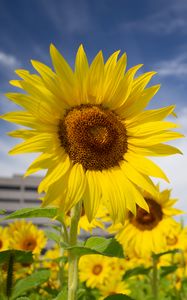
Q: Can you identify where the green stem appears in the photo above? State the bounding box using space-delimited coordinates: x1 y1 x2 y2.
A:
68 201 82 300
151 255 158 300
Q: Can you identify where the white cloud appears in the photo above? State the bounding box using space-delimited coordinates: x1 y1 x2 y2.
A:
121 1 187 35
155 53 187 77
41 0 92 35
0 51 20 69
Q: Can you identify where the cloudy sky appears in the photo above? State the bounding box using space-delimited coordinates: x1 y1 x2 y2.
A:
0 0 186 211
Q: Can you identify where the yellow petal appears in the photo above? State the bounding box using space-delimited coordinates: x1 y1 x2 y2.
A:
126 105 176 127
87 51 104 104
9 133 52 154
65 164 86 212
83 170 102 222
50 43 74 85
127 121 179 137
1 111 36 128
128 131 184 146
24 153 54 177
125 152 169 182
120 161 157 197
38 154 71 193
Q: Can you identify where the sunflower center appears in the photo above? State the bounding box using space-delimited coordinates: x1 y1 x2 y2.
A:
23 238 37 251
130 198 163 231
166 236 178 246
92 264 103 275
58 105 127 170
0 240 3 249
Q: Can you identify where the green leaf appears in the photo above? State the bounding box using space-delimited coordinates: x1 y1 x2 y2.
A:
104 294 135 300
66 237 124 258
16 298 30 300
53 286 68 300
4 207 57 220
152 249 180 259
11 269 50 299
123 266 152 280
0 209 6 215
0 250 33 265
160 265 178 277
45 230 61 244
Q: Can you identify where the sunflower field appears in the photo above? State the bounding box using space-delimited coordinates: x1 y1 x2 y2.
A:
1 44 185 299
0 199 187 300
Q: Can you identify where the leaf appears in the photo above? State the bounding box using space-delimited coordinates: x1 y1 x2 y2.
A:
152 249 180 259
53 286 68 300
66 237 124 258
160 265 178 277
104 294 135 300
0 209 6 215
16 298 30 300
45 230 61 244
0 250 33 265
11 269 50 299
123 266 152 280
4 207 57 220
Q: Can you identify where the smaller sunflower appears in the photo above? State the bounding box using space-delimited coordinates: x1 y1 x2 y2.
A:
0 227 10 251
98 279 130 300
113 185 182 257
79 254 112 288
165 222 187 251
9 220 46 255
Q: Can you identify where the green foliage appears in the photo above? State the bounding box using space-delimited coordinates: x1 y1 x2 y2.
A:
104 295 135 300
160 265 178 277
152 249 180 259
65 237 124 258
44 230 61 244
4 207 57 220
11 270 50 299
123 266 152 280
0 250 33 265
53 286 67 300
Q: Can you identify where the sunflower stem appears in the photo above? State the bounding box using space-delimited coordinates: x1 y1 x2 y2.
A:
151 255 158 300
68 201 82 300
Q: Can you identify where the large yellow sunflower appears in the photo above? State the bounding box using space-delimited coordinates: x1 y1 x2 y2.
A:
9 220 47 254
113 186 183 257
0 227 10 251
2 44 183 223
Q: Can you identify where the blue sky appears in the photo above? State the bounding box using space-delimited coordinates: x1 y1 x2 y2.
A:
0 0 187 210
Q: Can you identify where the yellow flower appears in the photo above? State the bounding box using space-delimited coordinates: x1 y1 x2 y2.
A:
165 222 187 251
9 220 46 254
79 254 112 288
42 246 61 290
114 186 182 257
99 279 130 300
0 227 10 251
2 45 183 223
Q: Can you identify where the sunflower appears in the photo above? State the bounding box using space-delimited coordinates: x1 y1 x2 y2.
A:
2 44 183 223
42 246 61 291
98 279 130 300
79 254 112 288
165 222 187 251
9 220 46 255
114 186 183 257
0 227 10 251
